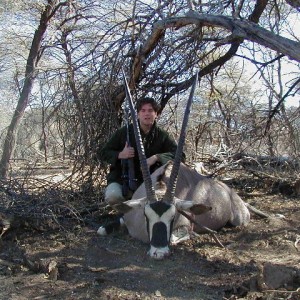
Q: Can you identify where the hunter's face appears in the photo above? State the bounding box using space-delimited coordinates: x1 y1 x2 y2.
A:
138 103 157 130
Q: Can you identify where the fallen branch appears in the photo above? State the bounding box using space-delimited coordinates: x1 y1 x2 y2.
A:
23 255 59 280
0 259 15 267
262 289 300 295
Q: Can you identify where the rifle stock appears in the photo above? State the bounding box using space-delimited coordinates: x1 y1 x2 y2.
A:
127 149 138 191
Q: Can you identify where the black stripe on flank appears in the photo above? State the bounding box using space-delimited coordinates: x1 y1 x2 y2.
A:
151 222 168 247
149 201 172 217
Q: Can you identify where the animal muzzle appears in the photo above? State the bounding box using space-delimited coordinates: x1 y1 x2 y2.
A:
148 245 171 260
148 221 172 259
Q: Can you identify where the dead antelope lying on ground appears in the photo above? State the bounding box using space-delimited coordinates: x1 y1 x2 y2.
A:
98 73 250 259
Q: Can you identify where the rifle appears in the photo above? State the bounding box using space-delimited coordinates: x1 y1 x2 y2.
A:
121 91 138 198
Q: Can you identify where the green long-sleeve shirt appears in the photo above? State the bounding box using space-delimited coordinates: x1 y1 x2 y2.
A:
99 122 181 187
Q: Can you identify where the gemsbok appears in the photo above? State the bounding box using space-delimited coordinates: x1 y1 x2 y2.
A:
98 72 251 259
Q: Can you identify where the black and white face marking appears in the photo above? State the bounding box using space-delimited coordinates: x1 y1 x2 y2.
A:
144 201 176 259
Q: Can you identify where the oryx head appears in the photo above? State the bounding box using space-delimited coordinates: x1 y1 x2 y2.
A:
119 71 209 259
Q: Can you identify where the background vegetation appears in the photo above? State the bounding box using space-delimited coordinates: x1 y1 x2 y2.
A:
0 0 299 195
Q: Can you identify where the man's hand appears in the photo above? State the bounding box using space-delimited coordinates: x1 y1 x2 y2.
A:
118 142 135 159
146 155 158 168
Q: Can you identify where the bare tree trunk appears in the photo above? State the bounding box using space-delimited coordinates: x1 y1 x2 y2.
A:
0 0 60 178
41 107 48 163
61 30 89 157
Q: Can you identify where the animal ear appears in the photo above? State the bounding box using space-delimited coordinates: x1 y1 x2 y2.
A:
174 199 212 215
112 199 146 213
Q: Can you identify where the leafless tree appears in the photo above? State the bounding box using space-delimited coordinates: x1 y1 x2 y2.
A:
0 0 299 182
0 0 70 177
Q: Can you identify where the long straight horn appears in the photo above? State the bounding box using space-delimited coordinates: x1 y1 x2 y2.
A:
122 70 157 203
163 73 198 203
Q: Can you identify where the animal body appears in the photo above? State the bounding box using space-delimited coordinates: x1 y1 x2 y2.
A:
98 72 250 260
98 161 250 259
129 162 250 238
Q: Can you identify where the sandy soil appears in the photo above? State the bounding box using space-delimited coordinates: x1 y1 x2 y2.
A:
0 191 299 300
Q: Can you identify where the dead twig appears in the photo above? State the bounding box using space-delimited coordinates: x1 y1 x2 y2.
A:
294 235 300 251
262 288 300 294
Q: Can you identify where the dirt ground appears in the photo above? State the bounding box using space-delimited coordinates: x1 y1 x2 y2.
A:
0 184 299 300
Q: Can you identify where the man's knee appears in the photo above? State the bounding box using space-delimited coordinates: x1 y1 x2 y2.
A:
105 182 125 205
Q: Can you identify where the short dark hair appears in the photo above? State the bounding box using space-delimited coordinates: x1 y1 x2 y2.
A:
136 97 160 113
